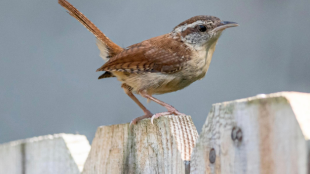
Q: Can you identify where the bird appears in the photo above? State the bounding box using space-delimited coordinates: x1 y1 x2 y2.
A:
58 0 238 124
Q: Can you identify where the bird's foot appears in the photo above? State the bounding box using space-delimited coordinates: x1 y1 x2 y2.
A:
130 111 153 126
151 108 185 124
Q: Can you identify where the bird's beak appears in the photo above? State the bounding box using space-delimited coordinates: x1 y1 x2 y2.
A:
213 21 238 32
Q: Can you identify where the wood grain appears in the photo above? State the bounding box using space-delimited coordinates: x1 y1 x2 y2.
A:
82 115 198 174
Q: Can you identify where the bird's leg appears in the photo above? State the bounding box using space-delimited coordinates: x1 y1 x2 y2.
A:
139 91 186 124
122 84 152 125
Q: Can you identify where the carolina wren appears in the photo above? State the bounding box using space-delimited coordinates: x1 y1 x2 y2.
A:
59 0 238 124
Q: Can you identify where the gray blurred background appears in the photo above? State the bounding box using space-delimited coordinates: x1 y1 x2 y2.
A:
0 0 309 144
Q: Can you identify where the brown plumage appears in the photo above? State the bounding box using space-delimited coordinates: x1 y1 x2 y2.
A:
96 34 192 74
59 0 238 124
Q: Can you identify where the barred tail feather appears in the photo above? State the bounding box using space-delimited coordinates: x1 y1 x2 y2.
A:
58 0 123 59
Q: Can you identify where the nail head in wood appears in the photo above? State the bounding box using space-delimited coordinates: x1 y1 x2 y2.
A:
231 126 243 142
209 148 216 164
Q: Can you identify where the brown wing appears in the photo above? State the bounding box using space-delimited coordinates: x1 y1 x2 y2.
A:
96 34 192 74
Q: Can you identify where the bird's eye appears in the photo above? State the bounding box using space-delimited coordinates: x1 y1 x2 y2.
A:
198 25 207 32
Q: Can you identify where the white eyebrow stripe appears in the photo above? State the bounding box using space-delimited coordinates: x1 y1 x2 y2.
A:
174 20 205 33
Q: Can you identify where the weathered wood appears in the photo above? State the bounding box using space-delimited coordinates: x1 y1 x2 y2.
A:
190 92 310 174
82 115 198 174
0 134 90 174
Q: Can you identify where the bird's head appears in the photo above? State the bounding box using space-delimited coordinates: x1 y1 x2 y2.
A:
171 15 238 50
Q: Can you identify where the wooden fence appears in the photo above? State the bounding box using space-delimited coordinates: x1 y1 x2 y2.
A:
0 92 309 174
0 134 90 174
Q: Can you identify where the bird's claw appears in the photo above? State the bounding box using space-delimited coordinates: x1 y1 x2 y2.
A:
129 121 134 127
130 112 153 126
150 110 186 124
151 112 170 124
